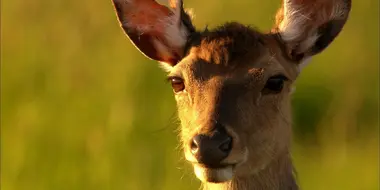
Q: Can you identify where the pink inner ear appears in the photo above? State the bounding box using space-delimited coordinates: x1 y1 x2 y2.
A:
120 0 173 37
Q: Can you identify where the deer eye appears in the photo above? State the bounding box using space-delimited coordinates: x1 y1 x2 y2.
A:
168 77 185 93
263 75 288 94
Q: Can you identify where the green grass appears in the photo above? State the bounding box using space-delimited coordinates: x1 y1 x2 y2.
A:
1 0 379 190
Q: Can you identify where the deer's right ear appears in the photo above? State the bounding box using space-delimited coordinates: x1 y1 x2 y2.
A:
112 0 195 69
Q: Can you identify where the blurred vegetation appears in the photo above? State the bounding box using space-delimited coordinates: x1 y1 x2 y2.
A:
1 0 379 190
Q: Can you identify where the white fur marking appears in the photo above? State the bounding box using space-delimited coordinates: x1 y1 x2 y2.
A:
158 61 174 72
194 165 234 183
298 56 312 71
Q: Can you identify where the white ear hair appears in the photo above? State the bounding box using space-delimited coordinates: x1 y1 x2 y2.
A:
275 0 351 59
159 61 174 72
298 56 312 72
161 0 188 50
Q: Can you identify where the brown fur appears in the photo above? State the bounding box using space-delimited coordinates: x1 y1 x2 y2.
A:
176 24 299 189
185 23 265 66
111 0 351 189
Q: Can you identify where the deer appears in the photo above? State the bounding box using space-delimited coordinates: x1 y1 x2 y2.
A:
110 0 351 189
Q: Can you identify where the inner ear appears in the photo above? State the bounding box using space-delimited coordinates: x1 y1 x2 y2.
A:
310 19 348 55
111 0 196 66
289 19 348 61
272 0 351 60
272 33 305 63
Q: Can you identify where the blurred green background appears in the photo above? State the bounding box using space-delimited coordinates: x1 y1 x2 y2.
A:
1 0 379 190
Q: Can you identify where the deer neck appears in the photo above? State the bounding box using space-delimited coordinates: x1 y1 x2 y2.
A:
202 152 298 190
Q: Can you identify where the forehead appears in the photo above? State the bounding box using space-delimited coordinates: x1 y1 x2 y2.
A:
188 23 266 66
171 23 298 80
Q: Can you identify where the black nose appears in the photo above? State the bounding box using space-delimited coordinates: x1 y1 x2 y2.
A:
190 127 232 167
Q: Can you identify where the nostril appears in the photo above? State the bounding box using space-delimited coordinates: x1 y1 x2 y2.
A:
219 137 232 153
190 136 200 154
190 133 232 165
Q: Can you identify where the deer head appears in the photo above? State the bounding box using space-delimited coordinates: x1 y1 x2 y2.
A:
111 0 351 188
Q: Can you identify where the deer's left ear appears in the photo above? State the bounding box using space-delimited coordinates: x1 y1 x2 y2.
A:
111 0 195 68
273 0 351 62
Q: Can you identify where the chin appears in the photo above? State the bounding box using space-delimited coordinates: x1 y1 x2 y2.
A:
193 164 235 183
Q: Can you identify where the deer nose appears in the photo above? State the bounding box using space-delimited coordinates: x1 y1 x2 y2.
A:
190 128 232 166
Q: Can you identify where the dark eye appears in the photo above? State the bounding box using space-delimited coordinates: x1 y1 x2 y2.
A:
169 77 185 93
263 75 288 94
